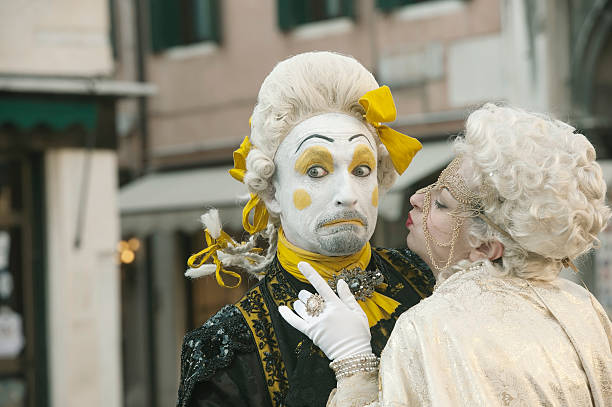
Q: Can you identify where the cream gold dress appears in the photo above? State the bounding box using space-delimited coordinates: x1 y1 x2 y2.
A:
328 266 612 407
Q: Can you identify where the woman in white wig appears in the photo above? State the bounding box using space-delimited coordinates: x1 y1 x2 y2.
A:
280 103 612 406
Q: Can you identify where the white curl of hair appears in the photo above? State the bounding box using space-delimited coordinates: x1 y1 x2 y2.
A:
225 51 398 275
452 103 611 281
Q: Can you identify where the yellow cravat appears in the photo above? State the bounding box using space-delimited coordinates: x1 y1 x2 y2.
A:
277 229 400 327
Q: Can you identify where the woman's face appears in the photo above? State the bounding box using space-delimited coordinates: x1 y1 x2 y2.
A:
405 164 474 275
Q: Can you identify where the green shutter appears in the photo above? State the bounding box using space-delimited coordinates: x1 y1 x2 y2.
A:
341 0 355 18
109 0 118 59
193 0 221 42
377 0 416 12
325 0 355 19
278 0 355 31
278 0 296 31
149 0 182 52
278 0 325 31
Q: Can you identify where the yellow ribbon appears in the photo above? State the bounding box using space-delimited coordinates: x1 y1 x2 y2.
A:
242 193 270 234
229 135 252 183
277 229 400 327
187 229 242 288
191 128 266 288
359 86 422 175
229 135 270 235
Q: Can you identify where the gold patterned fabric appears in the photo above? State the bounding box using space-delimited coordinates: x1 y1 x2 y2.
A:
328 266 612 406
378 267 612 406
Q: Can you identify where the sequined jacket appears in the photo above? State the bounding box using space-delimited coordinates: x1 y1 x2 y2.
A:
176 248 434 407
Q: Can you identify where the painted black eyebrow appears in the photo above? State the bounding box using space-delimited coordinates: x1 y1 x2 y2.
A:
349 133 374 148
295 134 335 153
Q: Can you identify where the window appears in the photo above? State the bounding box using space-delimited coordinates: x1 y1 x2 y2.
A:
278 0 355 32
149 0 220 53
0 155 48 407
377 0 430 12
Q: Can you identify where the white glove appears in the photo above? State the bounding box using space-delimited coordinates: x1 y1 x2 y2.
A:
278 261 373 361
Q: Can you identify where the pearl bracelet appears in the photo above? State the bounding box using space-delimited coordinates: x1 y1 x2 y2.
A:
329 353 380 381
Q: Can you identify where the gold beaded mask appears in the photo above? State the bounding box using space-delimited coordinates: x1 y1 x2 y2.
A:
416 158 485 271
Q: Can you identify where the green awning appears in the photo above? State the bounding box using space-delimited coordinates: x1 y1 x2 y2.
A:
0 97 97 132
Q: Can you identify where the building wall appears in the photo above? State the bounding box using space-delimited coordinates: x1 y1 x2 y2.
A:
144 0 505 169
142 0 577 170
45 149 122 407
0 0 113 75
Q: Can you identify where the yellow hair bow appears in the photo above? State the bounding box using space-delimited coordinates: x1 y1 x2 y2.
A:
229 134 270 235
187 229 242 288
359 86 422 175
229 135 252 183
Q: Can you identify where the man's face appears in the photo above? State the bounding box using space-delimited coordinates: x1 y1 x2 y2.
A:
271 113 379 256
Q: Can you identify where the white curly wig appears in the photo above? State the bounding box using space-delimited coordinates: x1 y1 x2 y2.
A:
245 51 397 210
453 103 610 281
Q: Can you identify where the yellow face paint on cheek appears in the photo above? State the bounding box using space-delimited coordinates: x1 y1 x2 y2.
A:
372 186 379 207
294 146 334 175
293 189 312 210
349 145 376 173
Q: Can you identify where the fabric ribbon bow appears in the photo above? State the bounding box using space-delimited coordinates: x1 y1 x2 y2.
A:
187 228 243 288
228 135 270 234
359 86 422 175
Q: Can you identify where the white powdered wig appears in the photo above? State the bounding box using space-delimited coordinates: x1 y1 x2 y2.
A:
452 103 611 281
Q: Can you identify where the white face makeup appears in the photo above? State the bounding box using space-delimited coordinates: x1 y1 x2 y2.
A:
270 113 379 256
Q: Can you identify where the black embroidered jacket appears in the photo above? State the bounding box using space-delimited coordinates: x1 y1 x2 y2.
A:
177 248 434 407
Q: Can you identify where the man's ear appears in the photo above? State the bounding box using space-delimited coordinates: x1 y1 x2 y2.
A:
260 184 281 215
468 240 504 263
263 195 281 214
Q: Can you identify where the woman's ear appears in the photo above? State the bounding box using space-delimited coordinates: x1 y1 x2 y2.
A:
468 240 504 263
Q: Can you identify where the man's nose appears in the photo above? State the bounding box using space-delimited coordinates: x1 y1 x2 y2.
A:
334 175 359 207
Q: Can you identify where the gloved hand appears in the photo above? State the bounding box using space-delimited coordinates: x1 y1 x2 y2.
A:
278 261 373 361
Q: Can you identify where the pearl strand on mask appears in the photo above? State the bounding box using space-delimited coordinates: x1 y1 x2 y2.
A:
422 187 465 271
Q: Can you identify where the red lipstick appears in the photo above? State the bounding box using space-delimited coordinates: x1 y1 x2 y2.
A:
405 213 413 227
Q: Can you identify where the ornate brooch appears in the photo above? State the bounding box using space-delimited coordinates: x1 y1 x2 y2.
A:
328 267 384 302
305 294 325 317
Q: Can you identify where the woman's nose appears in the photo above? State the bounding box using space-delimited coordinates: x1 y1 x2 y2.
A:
409 191 424 209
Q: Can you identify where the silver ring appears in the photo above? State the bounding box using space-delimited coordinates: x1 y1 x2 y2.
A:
305 294 325 317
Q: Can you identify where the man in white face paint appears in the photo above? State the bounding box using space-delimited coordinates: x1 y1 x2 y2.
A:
272 113 379 256
178 52 434 407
